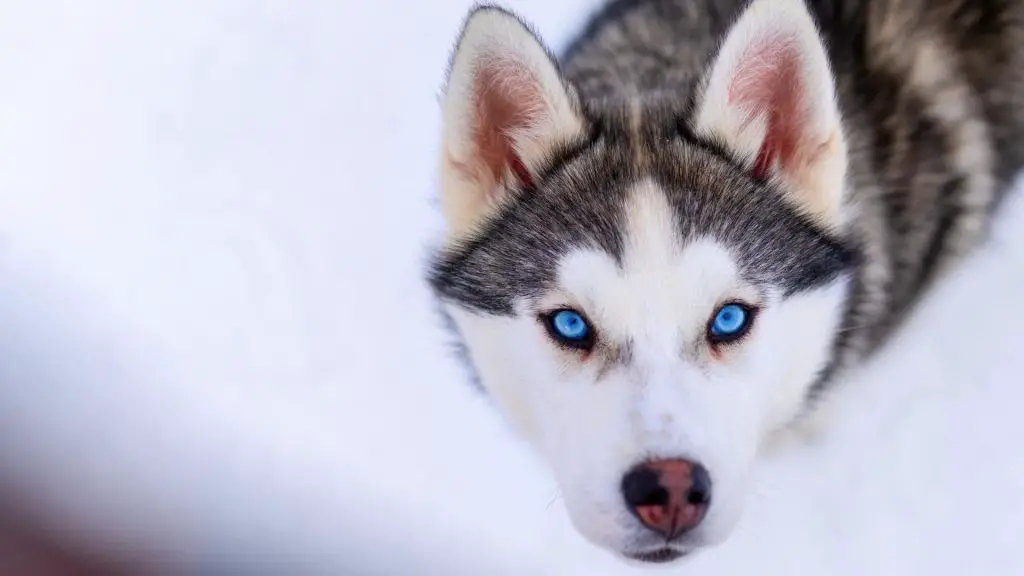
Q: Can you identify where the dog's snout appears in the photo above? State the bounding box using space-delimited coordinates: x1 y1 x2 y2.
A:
621 459 711 540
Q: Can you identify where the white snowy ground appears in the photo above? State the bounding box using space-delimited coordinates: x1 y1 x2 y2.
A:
0 1 1022 574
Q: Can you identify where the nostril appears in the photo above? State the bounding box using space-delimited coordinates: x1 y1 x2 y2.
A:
687 488 708 506
687 463 712 506
621 467 667 508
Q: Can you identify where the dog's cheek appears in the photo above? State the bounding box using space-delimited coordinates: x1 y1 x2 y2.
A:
445 309 547 442
754 282 849 433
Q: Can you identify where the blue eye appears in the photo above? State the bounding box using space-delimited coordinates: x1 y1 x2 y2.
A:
708 303 753 342
547 309 593 348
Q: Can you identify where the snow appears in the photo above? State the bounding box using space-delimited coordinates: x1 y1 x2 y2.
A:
0 0 1021 574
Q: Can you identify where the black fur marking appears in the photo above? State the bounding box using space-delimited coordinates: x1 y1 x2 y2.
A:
913 176 964 296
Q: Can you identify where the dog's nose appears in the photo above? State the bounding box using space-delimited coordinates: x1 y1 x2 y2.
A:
621 458 711 540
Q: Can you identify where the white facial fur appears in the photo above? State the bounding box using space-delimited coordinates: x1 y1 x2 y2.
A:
446 180 850 556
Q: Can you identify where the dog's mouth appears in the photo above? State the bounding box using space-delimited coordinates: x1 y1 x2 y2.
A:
625 547 688 564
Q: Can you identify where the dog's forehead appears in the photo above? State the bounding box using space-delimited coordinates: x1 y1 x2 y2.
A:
429 138 854 316
557 181 745 337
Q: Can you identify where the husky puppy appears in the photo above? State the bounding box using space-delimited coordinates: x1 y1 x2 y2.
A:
426 0 1024 564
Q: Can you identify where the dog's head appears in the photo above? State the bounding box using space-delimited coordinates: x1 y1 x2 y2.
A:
427 0 855 564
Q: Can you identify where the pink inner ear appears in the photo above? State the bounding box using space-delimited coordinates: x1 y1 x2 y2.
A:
470 58 542 191
727 33 806 179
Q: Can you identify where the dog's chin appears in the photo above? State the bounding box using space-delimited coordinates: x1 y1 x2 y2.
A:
622 547 692 566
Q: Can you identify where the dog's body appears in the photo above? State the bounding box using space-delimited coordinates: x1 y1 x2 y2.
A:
426 0 1024 565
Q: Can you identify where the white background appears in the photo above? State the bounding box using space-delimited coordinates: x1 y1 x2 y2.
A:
0 1 1022 574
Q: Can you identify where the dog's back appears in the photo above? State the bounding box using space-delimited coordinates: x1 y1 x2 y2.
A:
560 0 1024 383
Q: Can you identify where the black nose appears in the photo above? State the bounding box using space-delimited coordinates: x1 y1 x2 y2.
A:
621 459 711 540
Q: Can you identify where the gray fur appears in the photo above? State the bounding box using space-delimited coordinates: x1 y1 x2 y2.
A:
427 0 1024 409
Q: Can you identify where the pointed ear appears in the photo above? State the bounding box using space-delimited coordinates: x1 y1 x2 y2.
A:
438 7 586 239
692 0 847 227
